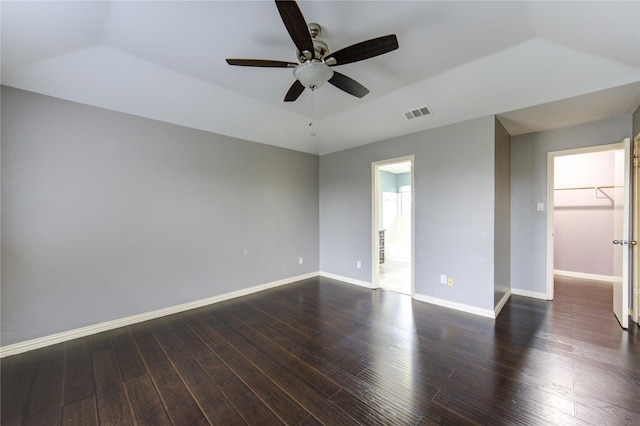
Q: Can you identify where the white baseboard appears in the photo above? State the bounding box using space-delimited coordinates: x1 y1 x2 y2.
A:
327 273 509 319
511 288 548 300
319 271 373 289
554 270 614 283
0 272 318 358
494 290 511 318
413 293 497 319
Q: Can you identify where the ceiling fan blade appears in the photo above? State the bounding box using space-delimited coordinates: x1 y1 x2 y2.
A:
328 72 369 98
226 59 298 68
327 34 399 66
275 0 315 59
284 80 305 102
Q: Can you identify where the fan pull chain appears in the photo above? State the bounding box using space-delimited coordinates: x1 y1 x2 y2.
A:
309 87 316 137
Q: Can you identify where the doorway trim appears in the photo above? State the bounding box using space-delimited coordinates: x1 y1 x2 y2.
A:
546 142 623 300
633 133 639 325
372 155 415 295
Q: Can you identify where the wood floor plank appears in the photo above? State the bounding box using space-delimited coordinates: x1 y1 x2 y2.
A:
205 310 361 425
148 316 209 364
227 309 342 398
124 374 172 425
86 331 113 354
182 312 308 424
329 389 419 426
23 344 65 426
192 350 284 425
246 306 446 424
108 328 147 382
0 350 39 424
295 414 324 426
238 302 435 424
129 324 209 425
251 306 370 376
446 366 580 425
92 350 135 425
432 388 539 426
574 399 640 425
245 302 484 425
174 356 247 425
63 339 96 405
61 395 98 426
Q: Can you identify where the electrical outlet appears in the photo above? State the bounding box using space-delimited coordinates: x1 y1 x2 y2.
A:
447 277 454 287
356 260 362 269
440 274 447 284
299 257 303 265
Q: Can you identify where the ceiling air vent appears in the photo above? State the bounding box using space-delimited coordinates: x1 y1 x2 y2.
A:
404 106 431 120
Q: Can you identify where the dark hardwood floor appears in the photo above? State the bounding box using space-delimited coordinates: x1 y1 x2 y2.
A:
2 276 639 425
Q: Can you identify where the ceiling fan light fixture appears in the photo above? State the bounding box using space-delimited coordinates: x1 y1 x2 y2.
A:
293 60 334 89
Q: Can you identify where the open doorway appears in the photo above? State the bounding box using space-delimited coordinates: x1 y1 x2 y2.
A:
373 157 413 295
553 149 616 282
546 141 633 328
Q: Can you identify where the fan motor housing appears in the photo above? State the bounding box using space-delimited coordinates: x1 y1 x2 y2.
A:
297 23 330 62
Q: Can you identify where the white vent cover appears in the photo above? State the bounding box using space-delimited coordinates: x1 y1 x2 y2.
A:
404 106 431 120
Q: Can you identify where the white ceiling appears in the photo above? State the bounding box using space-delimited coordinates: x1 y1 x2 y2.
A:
2 1 639 155
379 161 411 174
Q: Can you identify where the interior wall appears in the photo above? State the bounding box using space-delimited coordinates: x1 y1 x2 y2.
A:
554 151 615 277
320 116 497 311
494 117 511 305
1 86 319 346
511 115 632 296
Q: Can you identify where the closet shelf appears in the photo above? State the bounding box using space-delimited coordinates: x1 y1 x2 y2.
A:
554 185 615 191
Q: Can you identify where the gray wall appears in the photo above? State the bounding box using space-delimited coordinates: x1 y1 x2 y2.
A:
511 115 632 295
320 116 498 311
1 86 319 346
494 118 511 304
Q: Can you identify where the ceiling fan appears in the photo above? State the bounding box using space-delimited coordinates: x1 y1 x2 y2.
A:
226 0 399 102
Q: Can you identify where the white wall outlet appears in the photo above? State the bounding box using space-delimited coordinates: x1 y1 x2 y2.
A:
298 257 303 265
440 274 447 284
356 260 362 269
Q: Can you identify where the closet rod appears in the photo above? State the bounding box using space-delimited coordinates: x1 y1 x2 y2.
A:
554 185 615 191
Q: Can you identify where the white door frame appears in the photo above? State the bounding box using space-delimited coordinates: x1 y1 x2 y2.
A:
633 134 639 325
612 139 632 328
546 143 621 300
372 155 415 295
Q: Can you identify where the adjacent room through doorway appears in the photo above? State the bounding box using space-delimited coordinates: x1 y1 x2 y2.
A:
553 149 616 283
549 141 635 329
373 158 413 295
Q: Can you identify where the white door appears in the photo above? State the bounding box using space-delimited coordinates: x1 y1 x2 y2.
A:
612 138 632 328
